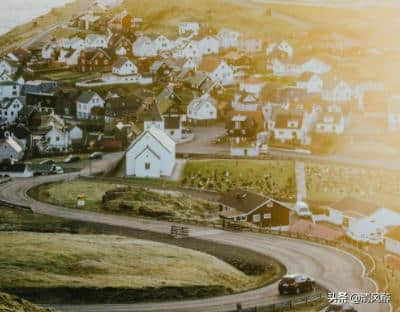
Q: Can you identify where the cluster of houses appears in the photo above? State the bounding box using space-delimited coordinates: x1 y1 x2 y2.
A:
0 3 396 178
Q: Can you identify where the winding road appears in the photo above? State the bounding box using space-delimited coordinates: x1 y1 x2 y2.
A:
0 153 390 312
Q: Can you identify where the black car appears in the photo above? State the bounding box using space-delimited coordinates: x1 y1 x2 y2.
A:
326 303 357 312
278 274 315 295
89 152 103 160
39 159 55 165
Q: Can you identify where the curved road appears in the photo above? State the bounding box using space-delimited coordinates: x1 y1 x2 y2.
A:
0 154 389 312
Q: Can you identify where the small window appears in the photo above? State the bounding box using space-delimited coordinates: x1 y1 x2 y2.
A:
264 213 271 219
253 214 260 222
145 162 151 170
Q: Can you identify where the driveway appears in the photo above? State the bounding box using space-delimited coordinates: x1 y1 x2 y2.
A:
177 124 229 155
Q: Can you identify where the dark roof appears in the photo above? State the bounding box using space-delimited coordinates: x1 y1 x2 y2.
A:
105 95 143 117
386 226 400 241
24 81 58 95
78 91 98 103
219 189 269 214
330 197 380 215
143 102 162 122
164 116 180 129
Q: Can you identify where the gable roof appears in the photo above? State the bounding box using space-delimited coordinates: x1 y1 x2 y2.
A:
77 91 99 103
219 189 269 214
127 126 175 154
113 56 134 69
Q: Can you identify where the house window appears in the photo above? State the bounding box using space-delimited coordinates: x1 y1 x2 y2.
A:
170 130 175 135
253 214 260 222
56 136 60 142
145 162 151 170
264 213 271 219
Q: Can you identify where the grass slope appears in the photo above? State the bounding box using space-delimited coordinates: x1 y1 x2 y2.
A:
0 291 53 312
0 232 261 292
32 180 220 222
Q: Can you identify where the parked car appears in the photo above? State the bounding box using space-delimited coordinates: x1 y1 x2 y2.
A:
55 166 64 174
278 274 315 295
89 152 103 160
40 159 55 165
63 155 81 163
295 201 312 218
326 303 357 312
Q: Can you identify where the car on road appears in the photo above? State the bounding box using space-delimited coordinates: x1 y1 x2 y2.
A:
39 159 55 165
278 274 315 295
89 152 103 160
63 155 81 163
326 303 357 311
55 166 64 174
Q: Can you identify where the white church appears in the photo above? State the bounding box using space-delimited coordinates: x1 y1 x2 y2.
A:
125 126 176 178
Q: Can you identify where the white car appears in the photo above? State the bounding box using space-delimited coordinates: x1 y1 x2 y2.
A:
295 201 312 217
55 166 64 174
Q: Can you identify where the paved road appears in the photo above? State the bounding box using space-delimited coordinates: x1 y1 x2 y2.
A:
0 161 389 312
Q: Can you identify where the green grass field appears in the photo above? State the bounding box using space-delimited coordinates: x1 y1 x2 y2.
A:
32 179 220 222
0 232 262 292
182 160 296 201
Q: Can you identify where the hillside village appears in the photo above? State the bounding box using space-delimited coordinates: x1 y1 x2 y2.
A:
0 0 395 178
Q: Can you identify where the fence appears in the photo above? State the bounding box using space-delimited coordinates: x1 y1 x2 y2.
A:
222 219 243 232
170 225 190 238
236 292 325 312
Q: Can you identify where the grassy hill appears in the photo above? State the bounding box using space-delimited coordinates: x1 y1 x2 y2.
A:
0 291 53 312
0 232 272 303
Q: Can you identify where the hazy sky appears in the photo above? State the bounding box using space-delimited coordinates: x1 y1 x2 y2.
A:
0 0 74 35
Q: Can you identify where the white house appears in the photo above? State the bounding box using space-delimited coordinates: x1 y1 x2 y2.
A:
0 97 24 125
69 125 83 142
153 35 175 52
58 49 80 66
346 208 400 244
322 79 352 102
69 37 86 50
266 41 293 58
173 41 201 59
314 112 345 135
187 94 217 122
44 125 71 152
85 34 108 49
132 36 157 58
125 126 176 178
198 59 234 86
76 91 104 120
385 227 400 256
217 28 241 49
269 111 308 144
41 44 55 60
387 95 400 132
112 57 138 76
296 73 323 94
0 81 22 100
197 36 219 55
179 22 200 35
0 59 17 76
0 135 24 162
232 93 260 112
238 38 263 54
